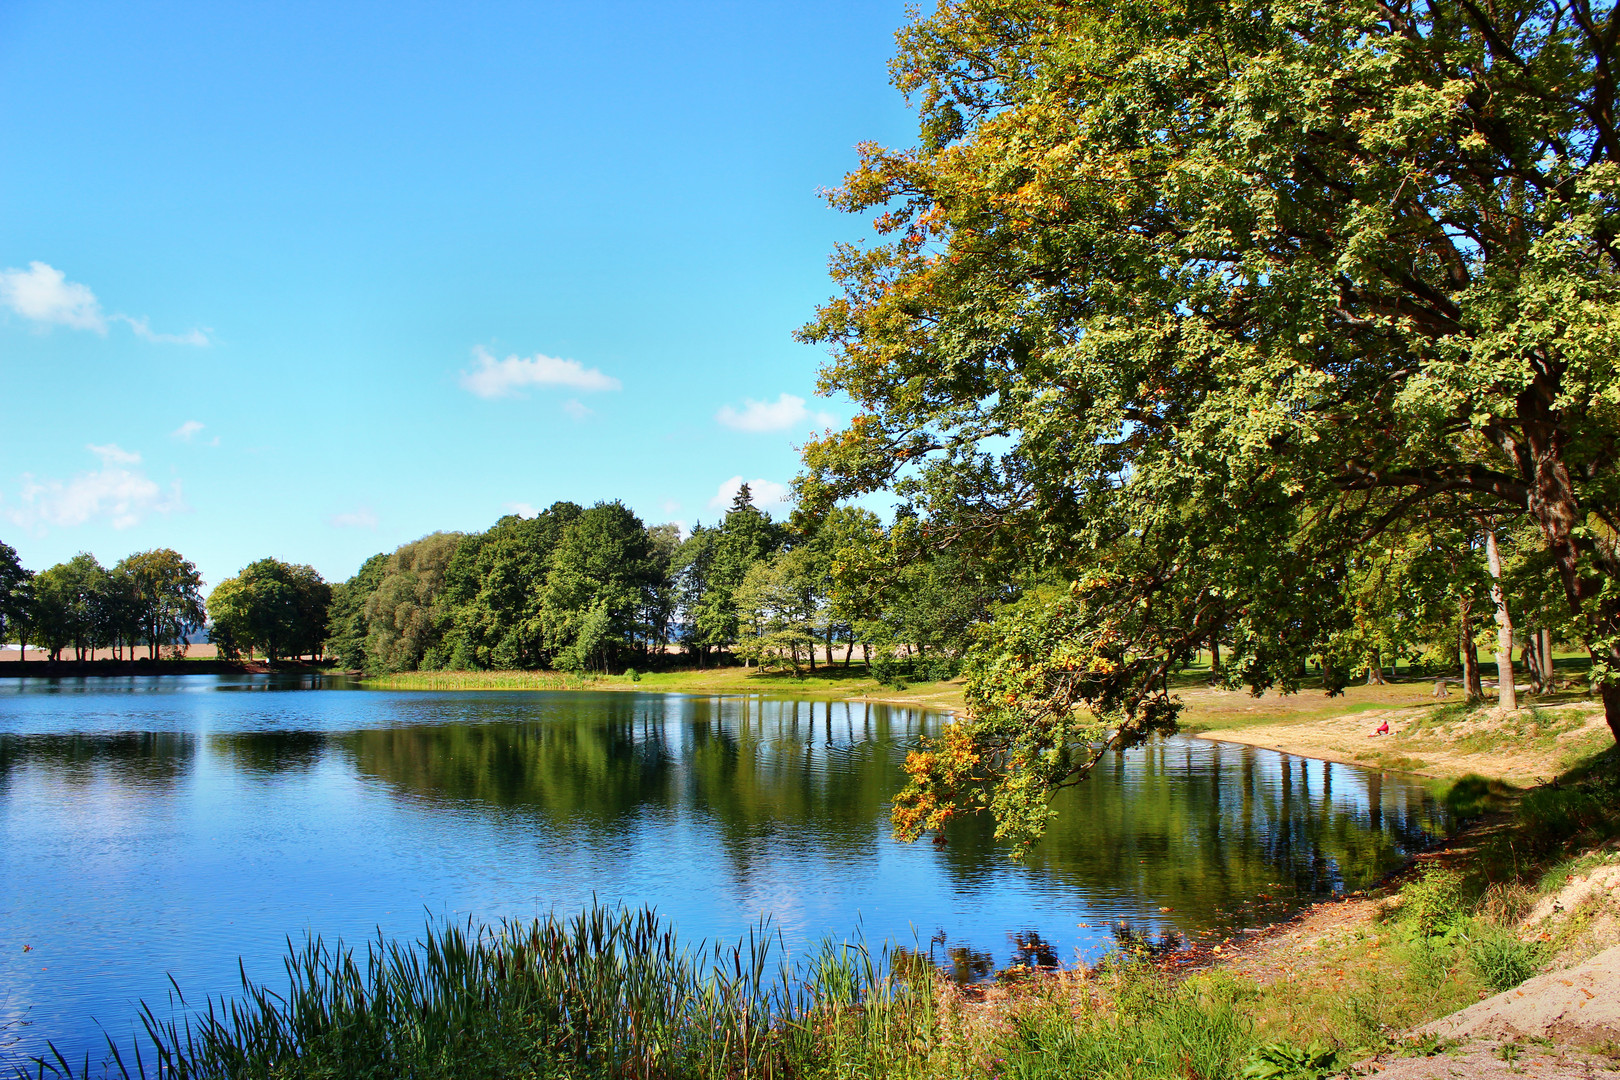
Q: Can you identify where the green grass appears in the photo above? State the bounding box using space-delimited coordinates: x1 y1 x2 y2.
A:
360 663 969 712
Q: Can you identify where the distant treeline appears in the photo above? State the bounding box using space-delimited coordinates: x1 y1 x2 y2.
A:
0 484 998 674
0 542 329 664
0 546 208 661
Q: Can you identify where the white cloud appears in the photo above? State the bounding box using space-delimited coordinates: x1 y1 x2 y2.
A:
171 420 206 441
505 502 539 518
661 498 681 515
459 345 621 399
117 314 210 347
328 507 378 529
708 475 792 513
562 399 593 421
715 393 835 433
7 444 185 531
0 262 210 344
0 261 106 332
86 442 142 465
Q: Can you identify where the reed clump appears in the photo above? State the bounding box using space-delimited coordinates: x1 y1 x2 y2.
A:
25 904 949 1080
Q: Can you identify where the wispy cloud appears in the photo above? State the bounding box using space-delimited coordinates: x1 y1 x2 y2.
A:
0 261 210 345
708 475 792 513
85 442 141 465
328 507 378 529
118 314 211 347
459 345 621 399
562 399 593 421
505 502 539 518
7 444 186 531
171 420 206 441
715 393 834 434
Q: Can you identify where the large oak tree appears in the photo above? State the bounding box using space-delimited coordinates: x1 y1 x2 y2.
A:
800 0 1620 843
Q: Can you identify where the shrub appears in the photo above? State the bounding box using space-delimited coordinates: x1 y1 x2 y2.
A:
869 654 906 688
1401 866 1468 939
1516 778 1620 855
1242 1041 1344 1080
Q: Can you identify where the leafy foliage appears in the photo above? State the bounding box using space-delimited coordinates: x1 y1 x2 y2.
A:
208 559 331 663
800 0 1620 844
1242 1041 1345 1080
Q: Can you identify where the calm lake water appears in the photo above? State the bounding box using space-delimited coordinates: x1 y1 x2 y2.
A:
0 676 1448 1065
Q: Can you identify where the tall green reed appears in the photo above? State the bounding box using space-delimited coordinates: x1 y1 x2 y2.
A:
22 902 943 1080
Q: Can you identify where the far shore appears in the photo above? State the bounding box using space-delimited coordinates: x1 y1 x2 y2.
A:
4 653 1609 788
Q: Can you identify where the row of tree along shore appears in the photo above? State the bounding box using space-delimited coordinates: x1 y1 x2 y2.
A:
0 482 1593 704
0 484 989 678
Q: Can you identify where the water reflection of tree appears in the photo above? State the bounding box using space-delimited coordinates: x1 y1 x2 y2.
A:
338 698 924 876
341 717 676 829
0 732 195 787
332 702 1444 928
208 731 326 774
935 740 1445 931
678 698 911 872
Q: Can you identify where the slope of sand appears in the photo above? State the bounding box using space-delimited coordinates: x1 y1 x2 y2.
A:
1179 682 1611 785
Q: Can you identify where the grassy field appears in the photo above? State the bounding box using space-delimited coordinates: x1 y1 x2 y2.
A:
362 663 970 714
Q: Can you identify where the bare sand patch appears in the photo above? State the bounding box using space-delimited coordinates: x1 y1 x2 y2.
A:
1181 684 1609 785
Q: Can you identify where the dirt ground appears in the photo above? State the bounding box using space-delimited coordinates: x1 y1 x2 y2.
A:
1179 682 1612 785
1196 835 1620 1079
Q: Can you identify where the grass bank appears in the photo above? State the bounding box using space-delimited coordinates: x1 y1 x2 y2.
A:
23 750 1619 1080
1174 657 1612 785
360 664 968 715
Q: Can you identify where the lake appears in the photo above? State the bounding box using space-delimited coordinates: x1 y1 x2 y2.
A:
0 675 1448 1067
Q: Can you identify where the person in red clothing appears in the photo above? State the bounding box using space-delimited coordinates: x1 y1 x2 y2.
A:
1368 719 1391 737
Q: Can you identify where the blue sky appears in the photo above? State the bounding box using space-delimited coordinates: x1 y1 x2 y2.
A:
0 0 912 588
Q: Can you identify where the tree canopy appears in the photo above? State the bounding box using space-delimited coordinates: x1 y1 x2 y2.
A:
116 549 207 659
799 0 1620 845
209 559 331 663
0 541 31 658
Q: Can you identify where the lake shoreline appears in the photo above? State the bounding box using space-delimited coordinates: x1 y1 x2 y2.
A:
10 658 1606 785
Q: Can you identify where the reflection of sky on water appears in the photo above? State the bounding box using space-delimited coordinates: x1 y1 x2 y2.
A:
0 677 1448 1066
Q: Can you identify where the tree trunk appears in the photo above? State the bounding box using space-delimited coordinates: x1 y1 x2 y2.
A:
1367 647 1386 685
1540 629 1553 688
844 640 854 667
1513 389 1619 739
1523 634 1542 693
1460 597 1482 702
1210 638 1222 678
1484 523 1518 711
